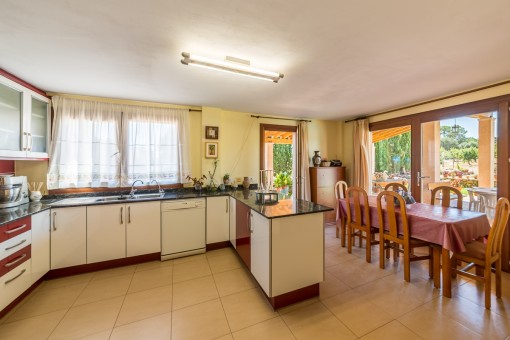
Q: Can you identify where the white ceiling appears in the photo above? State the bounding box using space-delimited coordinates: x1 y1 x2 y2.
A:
1 0 510 120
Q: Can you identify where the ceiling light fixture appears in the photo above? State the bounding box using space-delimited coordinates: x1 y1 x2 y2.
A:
181 52 284 83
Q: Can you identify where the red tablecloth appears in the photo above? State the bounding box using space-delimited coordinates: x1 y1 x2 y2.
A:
338 196 491 253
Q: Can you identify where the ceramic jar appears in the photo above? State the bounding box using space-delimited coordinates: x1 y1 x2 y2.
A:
242 177 250 189
312 151 322 167
30 191 42 202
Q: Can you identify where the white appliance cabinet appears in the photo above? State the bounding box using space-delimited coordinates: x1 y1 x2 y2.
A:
206 196 230 244
50 207 87 270
229 196 236 248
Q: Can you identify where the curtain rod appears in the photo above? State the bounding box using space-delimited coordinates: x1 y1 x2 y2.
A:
190 109 202 112
344 78 510 123
251 115 311 122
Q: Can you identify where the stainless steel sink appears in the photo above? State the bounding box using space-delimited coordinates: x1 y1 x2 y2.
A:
48 197 98 205
94 195 129 202
132 193 164 199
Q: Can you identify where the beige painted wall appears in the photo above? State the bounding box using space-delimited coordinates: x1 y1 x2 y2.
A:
342 83 510 183
13 103 342 191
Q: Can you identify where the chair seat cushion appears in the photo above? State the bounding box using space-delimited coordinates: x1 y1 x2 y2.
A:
458 240 486 260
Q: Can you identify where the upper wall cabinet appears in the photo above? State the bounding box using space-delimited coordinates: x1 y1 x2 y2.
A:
0 75 50 159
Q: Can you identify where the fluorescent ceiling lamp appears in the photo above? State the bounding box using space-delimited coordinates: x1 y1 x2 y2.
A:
181 52 284 83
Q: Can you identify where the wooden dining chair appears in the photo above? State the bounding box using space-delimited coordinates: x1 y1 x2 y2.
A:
384 182 408 192
334 180 348 245
430 185 463 209
377 190 434 282
345 186 379 263
450 197 510 309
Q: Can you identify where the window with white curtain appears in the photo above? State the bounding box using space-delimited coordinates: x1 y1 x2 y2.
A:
47 96 190 190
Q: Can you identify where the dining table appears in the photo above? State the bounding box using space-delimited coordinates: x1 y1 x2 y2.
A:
338 196 491 298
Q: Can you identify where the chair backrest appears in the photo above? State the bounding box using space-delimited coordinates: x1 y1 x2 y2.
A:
376 190 409 240
486 197 510 259
345 186 370 228
430 185 463 209
334 181 348 200
384 182 408 192
467 188 477 202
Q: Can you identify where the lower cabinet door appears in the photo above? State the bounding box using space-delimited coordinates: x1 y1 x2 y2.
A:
0 260 31 311
87 205 126 263
126 201 160 257
250 212 271 296
51 207 87 270
31 210 50 283
229 197 236 248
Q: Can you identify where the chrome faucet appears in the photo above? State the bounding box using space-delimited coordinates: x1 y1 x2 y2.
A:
130 180 144 197
150 178 164 194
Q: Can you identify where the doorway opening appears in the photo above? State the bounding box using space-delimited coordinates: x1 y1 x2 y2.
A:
260 124 297 199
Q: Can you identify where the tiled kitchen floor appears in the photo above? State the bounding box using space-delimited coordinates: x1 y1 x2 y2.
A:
1 223 510 339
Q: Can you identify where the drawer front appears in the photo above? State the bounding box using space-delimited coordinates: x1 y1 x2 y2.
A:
0 245 31 277
0 230 32 261
0 260 31 311
0 217 31 243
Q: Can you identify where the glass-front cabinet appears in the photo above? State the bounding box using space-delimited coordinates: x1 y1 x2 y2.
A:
0 75 49 159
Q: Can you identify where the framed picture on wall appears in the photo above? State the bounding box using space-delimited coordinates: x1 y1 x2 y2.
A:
205 142 218 158
205 126 219 139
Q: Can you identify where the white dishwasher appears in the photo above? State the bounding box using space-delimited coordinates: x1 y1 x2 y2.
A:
161 199 206 261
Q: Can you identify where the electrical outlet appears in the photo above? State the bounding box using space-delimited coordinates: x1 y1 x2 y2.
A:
249 177 255 183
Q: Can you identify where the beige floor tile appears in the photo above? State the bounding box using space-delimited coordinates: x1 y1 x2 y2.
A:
326 258 396 288
208 252 242 273
322 290 394 337
353 273 440 318
277 298 320 316
91 265 136 281
456 278 510 320
398 300 483 339
360 320 421 339
0 309 66 340
221 288 279 332
232 317 295 340
39 272 94 291
128 265 173 293
324 247 356 267
116 284 173 326
173 257 212 283
320 271 352 299
74 273 132 306
172 299 230 340
5 282 86 322
425 295 510 339
216 334 234 340
111 312 172 340
49 296 123 339
77 330 112 339
173 253 207 264
214 268 256 297
135 259 173 272
172 275 219 310
281 301 356 340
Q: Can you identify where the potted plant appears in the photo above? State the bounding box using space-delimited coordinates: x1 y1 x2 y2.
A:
223 173 230 185
186 175 207 191
274 172 292 195
207 159 220 191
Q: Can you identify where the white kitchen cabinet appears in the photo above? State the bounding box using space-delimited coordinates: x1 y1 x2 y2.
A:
206 196 230 244
50 207 87 270
87 204 126 263
126 201 160 257
229 196 236 248
250 211 271 296
31 210 50 283
0 75 49 159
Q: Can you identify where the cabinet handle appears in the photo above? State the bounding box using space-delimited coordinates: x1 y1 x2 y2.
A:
22 132 27 151
28 132 33 151
52 212 57 231
5 269 26 285
4 224 27 234
4 253 27 268
128 206 131 223
120 207 124 224
5 239 26 251
226 198 228 213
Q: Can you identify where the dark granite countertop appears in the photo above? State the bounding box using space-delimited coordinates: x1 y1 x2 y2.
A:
0 188 333 226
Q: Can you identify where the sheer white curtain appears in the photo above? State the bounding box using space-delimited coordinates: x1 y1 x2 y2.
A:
121 106 190 186
297 121 311 200
353 119 372 191
48 97 121 189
